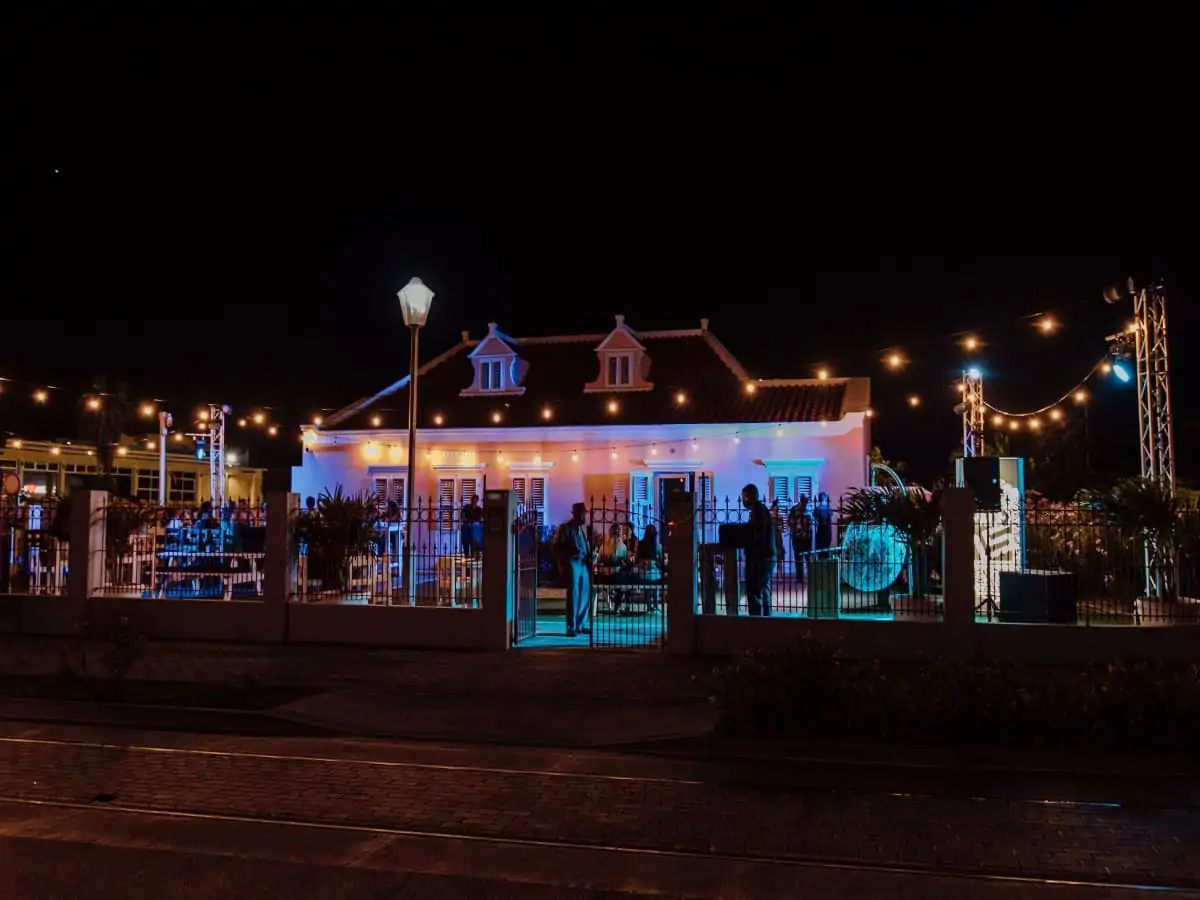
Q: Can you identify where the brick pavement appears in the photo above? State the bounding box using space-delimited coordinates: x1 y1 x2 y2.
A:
0 737 1195 887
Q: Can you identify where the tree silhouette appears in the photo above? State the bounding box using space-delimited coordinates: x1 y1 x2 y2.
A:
79 376 133 475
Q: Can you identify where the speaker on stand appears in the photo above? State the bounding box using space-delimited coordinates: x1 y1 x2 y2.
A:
958 456 1002 619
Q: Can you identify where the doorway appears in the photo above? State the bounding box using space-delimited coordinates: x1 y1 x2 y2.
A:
656 473 694 517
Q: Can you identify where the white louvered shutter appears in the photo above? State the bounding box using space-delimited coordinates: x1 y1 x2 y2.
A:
438 478 455 529
530 477 546 527
794 475 813 502
374 477 388 514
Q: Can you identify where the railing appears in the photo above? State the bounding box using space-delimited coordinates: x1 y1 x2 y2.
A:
290 496 481 607
974 500 1200 626
94 499 267 599
584 496 667 649
695 496 943 620
0 494 70 596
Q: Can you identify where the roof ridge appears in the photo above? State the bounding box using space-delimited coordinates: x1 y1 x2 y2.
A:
323 338 473 427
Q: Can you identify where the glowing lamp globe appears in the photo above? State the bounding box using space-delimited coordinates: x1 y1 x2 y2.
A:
397 277 435 327
839 522 907 593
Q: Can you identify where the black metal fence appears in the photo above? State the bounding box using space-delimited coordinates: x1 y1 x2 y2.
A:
974 500 1200 626
695 496 943 619
291 495 481 607
584 495 666 649
95 499 268 599
0 494 70 595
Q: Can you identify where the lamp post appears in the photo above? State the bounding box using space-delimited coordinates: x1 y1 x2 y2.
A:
397 277 435 603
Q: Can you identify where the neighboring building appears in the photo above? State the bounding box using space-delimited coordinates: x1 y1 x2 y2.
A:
0 439 264 504
294 316 871 531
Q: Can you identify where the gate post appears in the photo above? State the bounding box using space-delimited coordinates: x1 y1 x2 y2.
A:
666 490 697 655
481 489 516 650
941 486 976 660
68 489 108 611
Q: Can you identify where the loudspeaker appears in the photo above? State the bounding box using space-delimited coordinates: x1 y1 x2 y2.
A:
961 456 1002 510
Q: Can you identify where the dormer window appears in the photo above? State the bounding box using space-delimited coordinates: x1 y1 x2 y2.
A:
608 354 632 387
462 322 528 397
481 360 504 391
585 314 654 393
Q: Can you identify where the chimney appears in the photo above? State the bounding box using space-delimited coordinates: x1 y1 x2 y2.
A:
614 314 626 328
461 330 470 341
700 318 709 331
487 322 499 336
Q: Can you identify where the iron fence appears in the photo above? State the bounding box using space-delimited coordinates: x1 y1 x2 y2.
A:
94 499 267 599
291 495 482 607
0 494 70 595
973 500 1200 626
695 496 943 620
584 495 666 649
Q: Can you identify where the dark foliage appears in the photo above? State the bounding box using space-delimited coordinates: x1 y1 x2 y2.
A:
712 635 1200 752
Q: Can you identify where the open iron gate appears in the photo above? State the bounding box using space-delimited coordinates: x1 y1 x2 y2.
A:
512 509 538 644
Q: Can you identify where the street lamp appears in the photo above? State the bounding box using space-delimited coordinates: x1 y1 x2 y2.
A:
397 277 435 602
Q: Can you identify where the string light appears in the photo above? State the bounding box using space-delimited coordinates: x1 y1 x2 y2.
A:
542 406 554 420
252 413 265 425
312 415 323 426
85 397 101 411
433 414 444 426
744 382 757 394
571 451 579 461
691 438 698 451
610 448 618 459
1074 390 1088 404
650 443 658 455
1049 408 1062 421
198 409 210 422
33 390 47 404
886 353 905 370
237 418 247 427
1036 316 1057 334
962 335 979 351
816 368 829 380
370 415 382 427
606 400 619 414
140 404 155 417
267 426 278 437
674 391 687 405
907 395 921 408
491 412 502 424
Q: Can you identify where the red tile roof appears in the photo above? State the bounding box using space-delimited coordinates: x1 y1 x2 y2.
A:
325 325 868 431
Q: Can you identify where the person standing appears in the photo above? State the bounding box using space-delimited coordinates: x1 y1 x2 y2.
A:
460 494 483 556
553 502 592 636
813 491 834 553
741 484 777 616
788 495 811 584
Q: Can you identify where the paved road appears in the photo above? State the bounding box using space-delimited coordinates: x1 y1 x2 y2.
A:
0 722 1197 898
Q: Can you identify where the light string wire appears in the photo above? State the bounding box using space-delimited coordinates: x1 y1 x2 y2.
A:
0 294 1122 442
325 419 803 461
980 359 1107 419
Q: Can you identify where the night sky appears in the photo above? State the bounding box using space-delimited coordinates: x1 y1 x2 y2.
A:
2 10 1191 483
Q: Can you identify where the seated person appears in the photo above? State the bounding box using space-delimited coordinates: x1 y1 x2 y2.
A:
599 524 627 563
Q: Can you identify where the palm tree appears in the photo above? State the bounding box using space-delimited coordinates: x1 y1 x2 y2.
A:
840 486 944 601
80 376 133 475
1101 476 1181 602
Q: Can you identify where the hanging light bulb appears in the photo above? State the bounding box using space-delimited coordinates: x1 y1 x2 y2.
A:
691 438 698 451
650 443 658 455
237 418 247 427
33 389 48 404
962 335 979 351
610 448 618 459
992 414 1005 426
571 451 579 462
1049 408 1063 421
1036 316 1057 334
744 382 757 394
433 414 444 426
776 424 783 436
733 434 740 444
816 367 829 380
312 415 323 426
370 415 382 427
252 412 265 425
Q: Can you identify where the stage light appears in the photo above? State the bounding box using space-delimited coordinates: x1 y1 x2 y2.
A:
1112 361 1131 382
966 366 982 381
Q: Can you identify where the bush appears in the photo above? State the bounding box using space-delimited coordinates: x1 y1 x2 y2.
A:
712 635 1200 752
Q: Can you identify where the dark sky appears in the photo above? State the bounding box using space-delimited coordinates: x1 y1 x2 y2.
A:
2 10 1193 479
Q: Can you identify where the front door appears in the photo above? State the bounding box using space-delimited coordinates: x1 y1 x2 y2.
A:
657 474 693 516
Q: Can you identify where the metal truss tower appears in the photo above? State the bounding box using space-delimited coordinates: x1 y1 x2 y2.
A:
1107 279 1174 489
961 368 985 459
208 404 229 510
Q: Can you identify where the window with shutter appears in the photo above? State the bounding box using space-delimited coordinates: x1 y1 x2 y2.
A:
372 476 405 514
697 473 715 506
374 477 389 514
392 478 405 507
612 477 628 506
529 476 546 527
794 476 813 502
769 476 792 505
438 478 456 529
511 477 527 508
459 478 478 504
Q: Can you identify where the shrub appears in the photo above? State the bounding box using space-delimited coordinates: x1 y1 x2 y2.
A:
712 635 1200 752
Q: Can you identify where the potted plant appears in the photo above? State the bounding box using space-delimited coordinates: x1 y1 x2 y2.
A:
294 486 380 598
840 486 944 620
1102 476 1200 626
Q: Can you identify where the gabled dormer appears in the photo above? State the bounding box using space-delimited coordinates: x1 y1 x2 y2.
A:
584 314 654 393
461 322 528 396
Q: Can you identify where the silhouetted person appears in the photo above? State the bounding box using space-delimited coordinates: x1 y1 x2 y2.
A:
553 502 592 636
742 484 776 616
789 495 811 584
461 494 483 556
813 491 834 552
